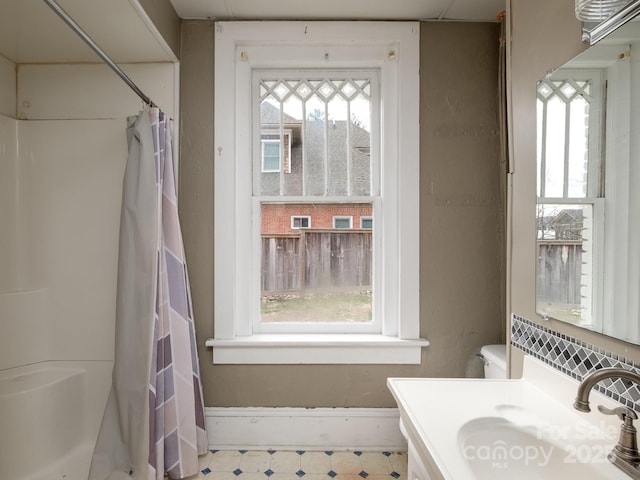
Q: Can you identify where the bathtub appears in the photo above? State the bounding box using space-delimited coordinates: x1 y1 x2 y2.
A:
0 363 95 480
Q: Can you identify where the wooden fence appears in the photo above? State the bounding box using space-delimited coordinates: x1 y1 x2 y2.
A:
261 230 372 293
536 241 582 305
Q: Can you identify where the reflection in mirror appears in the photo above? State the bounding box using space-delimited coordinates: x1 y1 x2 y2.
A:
536 17 640 344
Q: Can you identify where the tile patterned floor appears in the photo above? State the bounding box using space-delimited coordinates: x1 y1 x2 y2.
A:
188 450 408 480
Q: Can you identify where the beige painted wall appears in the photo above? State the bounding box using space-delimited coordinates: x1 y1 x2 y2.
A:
138 0 181 59
508 0 640 375
179 20 506 408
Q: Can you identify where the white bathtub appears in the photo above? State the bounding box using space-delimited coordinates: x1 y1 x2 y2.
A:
0 363 95 480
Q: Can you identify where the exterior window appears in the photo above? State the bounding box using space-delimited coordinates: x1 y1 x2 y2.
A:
261 131 292 173
257 72 373 329
262 139 281 172
333 216 353 229
536 69 604 328
291 216 310 229
360 216 373 229
212 21 424 364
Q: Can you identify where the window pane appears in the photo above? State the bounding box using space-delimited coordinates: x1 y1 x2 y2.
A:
261 203 372 323
536 203 594 326
263 141 281 172
328 96 349 196
334 217 352 229
544 96 566 198
351 93 372 196
260 97 283 194
256 73 377 327
257 75 374 197
537 77 595 200
291 216 310 229
305 95 327 196
567 97 589 197
536 98 543 197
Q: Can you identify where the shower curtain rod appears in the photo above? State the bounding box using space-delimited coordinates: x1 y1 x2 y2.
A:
43 0 158 108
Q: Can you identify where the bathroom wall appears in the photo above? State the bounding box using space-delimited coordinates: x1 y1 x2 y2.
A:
0 63 176 368
508 0 640 373
0 55 16 289
138 0 181 58
0 54 14 116
179 20 506 408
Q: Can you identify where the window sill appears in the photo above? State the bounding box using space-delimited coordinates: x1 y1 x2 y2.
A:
204 334 429 365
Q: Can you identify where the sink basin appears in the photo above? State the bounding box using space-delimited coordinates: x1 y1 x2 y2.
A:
458 416 619 479
388 358 633 480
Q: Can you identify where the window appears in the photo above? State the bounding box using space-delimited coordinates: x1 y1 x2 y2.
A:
291 216 310 229
262 138 281 172
360 216 373 229
261 131 292 173
536 69 605 328
333 216 353 229
210 21 426 364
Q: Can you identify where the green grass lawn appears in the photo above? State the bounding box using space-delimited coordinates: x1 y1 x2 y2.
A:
261 290 372 323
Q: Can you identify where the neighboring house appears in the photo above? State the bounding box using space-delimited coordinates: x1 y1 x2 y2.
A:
549 209 584 240
260 102 373 234
537 208 584 241
261 203 372 234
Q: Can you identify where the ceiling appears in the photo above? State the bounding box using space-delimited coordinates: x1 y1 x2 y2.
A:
0 0 175 64
169 0 506 21
0 0 505 65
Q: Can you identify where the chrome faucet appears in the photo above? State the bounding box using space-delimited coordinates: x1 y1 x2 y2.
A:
574 367 640 479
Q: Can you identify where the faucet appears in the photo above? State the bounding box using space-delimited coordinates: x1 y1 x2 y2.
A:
574 367 640 479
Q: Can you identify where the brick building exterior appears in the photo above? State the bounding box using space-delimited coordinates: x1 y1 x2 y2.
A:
261 203 372 234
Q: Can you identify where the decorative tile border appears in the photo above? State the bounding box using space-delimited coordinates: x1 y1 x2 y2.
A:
511 314 640 411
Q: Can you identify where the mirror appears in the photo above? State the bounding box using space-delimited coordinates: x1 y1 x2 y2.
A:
536 12 640 344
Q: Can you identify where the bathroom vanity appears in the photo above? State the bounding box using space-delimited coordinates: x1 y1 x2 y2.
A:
388 356 633 479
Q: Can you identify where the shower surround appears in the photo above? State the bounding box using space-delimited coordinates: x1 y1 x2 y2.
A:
0 60 176 478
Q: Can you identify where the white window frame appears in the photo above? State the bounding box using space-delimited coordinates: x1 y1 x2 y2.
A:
536 68 606 330
261 129 292 174
291 216 311 229
599 50 640 342
261 138 281 172
333 216 353 229
360 216 373 229
209 21 427 364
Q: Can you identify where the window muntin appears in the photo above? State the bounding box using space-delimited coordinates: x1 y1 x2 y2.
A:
291 216 311 229
256 74 375 198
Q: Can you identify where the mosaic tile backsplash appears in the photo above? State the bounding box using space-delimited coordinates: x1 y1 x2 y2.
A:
511 314 640 411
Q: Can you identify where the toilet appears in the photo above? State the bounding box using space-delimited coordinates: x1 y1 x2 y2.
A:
480 344 507 379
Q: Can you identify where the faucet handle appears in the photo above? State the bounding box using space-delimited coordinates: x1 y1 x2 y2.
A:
598 405 639 422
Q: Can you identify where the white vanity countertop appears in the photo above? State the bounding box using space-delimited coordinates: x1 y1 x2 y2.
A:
388 356 630 480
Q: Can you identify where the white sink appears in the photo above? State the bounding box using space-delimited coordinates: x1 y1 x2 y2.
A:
388 356 631 480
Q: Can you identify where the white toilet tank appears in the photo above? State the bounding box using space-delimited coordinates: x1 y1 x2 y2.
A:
480 344 507 379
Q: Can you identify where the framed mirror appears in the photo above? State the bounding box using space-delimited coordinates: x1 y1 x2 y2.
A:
536 6 640 344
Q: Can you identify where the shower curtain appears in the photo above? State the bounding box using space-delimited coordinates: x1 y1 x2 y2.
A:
90 108 207 480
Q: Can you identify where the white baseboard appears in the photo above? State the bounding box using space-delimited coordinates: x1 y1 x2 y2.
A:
205 407 407 452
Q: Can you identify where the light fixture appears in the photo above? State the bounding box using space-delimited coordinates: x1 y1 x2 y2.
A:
575 0 627 22
579 0 640 44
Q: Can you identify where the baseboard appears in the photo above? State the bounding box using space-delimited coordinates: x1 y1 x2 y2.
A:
205 407 407 451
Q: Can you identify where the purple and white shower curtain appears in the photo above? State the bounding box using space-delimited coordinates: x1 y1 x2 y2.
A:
89 108 207 480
